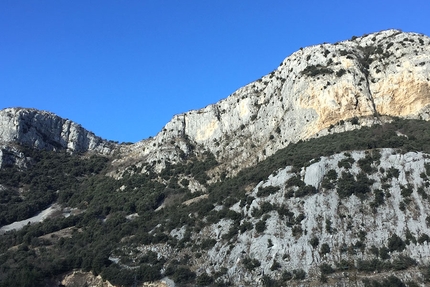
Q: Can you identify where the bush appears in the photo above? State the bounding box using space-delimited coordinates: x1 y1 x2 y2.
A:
293 269 306 280
309 237 319 248
242 257 261 271
281 270 292 281
196 273 214 286
418 233 430 244
356 258 384 272
285 176 305 188
387 234 405 252
363 275 406 287
301 64 334 77
320 243 330 255
319 263 335 274
336 259 353 271
336 69 347 77
270 260 281 271
295 185 317 197
173 266 196 284
379 246 390 260
257 186 279 197
392 255 417 270
255 220 266 233
292 225 303 237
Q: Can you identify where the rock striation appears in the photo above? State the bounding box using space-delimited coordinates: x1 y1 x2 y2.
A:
160 149 430 286
0 107 117 156
1 30 429 180
118 29 430 179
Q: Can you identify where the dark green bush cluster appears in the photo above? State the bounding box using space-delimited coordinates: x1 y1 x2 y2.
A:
387 234 406 252
338 157 355 169
320 243 330 255
257 185 279 197
362 275 406 287
309 236 319 248
337 171 374 199
357 151 380 174
321 169 338 189
301 64 334 77
4 118 430 284
336 68 347 77
319 263 335 274
242 257 261 271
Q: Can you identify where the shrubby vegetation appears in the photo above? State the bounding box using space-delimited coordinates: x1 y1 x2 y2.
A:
2 118 430 286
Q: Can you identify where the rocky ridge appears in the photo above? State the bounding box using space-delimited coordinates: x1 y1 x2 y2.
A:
0 108 117 167
116 29 430 180
1 30 430 287
193 148 430 285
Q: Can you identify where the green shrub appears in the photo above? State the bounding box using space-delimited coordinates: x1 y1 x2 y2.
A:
281 270 292 281
172 266 196 284
363 275 406 287
418 233 430 244
293 269 306 280
255 220 266 233
292 225 303 237
336 69 347 77
392 255 417 270
301 64 334 77
285 176 305 188
336 259 353 271
400 184 413 198
270 260 281 271
309 237 319 248
320 243 330 255
338 157 355 169
257 186 279 197
319 263 335 274
337 171 373 199
356 258 384 272
295 185 317 197
242 257 261 271
386 167 400 179
387 234 405 252
196 273 214 286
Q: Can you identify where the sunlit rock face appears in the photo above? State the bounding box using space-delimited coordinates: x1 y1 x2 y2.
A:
0 107 117 155
1 30 430 179
118 30 430 177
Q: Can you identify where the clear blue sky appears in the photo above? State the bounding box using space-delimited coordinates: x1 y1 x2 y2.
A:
1 1 429 143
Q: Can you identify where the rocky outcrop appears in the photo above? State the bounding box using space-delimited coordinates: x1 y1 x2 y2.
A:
60 271 115 287
0 108 117 155
165 148 430 286
0 144 32 169
118 30 430 178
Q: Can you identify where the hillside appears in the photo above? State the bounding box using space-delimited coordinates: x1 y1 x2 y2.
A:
0 30 430 286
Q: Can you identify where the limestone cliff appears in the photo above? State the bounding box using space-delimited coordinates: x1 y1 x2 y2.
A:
117 30 430 180
0 108 117 158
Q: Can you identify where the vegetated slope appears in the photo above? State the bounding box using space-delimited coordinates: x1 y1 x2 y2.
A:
1 29 430 287
2 119 430 286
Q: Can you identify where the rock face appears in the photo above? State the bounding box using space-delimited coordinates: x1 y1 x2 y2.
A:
1 30 429 179
1 30 430 287
158 149 430 286
118 29 430 177
0 108 117 156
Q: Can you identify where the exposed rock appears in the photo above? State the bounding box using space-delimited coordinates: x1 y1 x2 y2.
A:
61 271 115 287
166 148 430 286
0 107 117 155
117 30 430 179
0 144 32 169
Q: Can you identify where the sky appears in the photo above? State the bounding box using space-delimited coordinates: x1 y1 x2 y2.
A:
1 1 429 143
